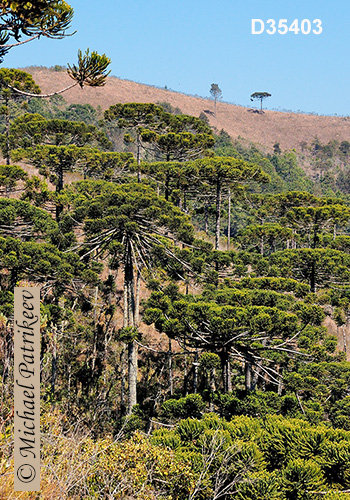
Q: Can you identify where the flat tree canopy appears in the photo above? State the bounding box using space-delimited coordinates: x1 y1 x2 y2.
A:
250 92 272 112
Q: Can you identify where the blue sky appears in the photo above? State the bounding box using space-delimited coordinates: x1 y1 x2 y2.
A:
3 1 349 115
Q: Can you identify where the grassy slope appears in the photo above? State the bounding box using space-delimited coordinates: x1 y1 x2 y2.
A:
24 66 350 153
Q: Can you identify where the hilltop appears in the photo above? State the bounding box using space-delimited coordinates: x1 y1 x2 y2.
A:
24 66 350 153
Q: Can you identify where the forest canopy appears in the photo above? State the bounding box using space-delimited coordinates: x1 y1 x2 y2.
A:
1 8 350 496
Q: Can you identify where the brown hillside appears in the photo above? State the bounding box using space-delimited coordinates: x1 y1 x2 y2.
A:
24 67 350 153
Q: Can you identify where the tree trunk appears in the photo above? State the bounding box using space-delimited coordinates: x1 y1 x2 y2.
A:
227 188 231 250
5 98 10 165
251 339 267 390
209 368 216 412
210 368 216 393
124 243 138 415
135 270 140 326
220 350 230 392
128 341 138 414
165 174 170 201
91 286 98 373
183 353 188 396
51 326 57 398
245 361 252 391
124 244 135 327
120 347 126 416
193 349 199 393
55 166 64 220
168 338 173 396
215 178 222 250
226 358 232 392
52 297 64 399
310 261 316 294
67 364 71 409
57 165 64 192
137 132 141 183
277 365 283 396
204 198 209 234
278 379 283 396
10 268 18 290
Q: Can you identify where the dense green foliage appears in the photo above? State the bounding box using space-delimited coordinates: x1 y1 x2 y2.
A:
2 69 350 498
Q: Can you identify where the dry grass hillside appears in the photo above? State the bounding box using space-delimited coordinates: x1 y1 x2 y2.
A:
24 66 350 152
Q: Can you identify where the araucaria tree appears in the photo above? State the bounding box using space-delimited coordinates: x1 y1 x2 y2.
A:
105 103 214 168
65 181 195 414
210 83 222 116
0 3 111 99
104 103 164 181
144 279 324 393
0 1 74 62
250 91 271 113
192 157 270 249
10 115 124 218
0 69 41 164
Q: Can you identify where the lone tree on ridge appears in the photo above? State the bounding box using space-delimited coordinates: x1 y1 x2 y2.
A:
250 91 271 113
210 83 222 116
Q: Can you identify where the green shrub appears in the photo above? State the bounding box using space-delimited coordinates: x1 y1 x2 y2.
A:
162 393 205 419
283 458 326 500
